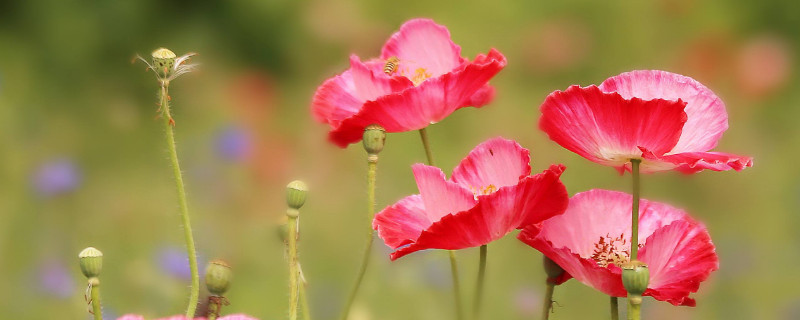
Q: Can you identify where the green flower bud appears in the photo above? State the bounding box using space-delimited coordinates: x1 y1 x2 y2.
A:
622 260 649 298
277 223 289 244
151 48 177 74
205 259 233 296
362 125 386 156
543 256 565 283
78 247 103 278
286 180 308 210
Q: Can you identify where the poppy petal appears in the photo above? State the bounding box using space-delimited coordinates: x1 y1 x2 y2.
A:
373 195 431 249
600 70 728 153
539 85 688 170
380 18 464 78
641 148 754 174
451 137 531 190
412 164 477 223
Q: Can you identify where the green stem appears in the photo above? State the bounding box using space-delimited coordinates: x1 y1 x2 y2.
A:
300 276 311 320
161 82 200 318
418 128 435 166
207 299 220 320
472 245 487 319
610 296 619 320
630 159 641 261
541 282 554 320
418 128 463 320
90 279 102 320
339 157 378 320
627 298 641 320
449 250 464 320
288 213 300 320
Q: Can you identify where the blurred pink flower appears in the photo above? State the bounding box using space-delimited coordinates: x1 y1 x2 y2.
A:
373 138 568 260
312 18 507 147
518 189 719 306
539 70 752 174
735 34 792 97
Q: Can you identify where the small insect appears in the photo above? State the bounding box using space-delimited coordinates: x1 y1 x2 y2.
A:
383 56 400 75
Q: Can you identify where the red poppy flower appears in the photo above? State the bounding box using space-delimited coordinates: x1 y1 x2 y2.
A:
373 138 569 260
117 314 257 320
539 70 753 173
518 189 718 306
312 18 507 147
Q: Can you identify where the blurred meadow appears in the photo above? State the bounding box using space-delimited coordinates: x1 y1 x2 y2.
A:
0 0 798 319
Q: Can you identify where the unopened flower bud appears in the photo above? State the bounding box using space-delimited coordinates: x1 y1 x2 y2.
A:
622 260 649 299
78 247 103 278
205 259 233 296
362 125 386 156
152 48 177 74
277 223 289 244
543 256 565 284
286 180 308 210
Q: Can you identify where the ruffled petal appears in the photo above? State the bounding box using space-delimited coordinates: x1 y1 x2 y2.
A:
599 70 728 153
328 49 506 147
450 137 531 190
390 165 568 260
117 316 146 320
641 149 754 174
412 164 477 223
218 314 260 320
349 55 414 101
640 220 718 306
539 85 688 170
373 195 431 249
380 18 465 78
518 225 627 295
310 68 363 126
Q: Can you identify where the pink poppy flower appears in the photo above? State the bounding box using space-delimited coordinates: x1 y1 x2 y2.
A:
539 70 753 173
373 137 569 260
312 18 507 147
517 189 718 306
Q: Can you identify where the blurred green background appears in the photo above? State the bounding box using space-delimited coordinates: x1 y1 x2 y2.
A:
0 0 797 319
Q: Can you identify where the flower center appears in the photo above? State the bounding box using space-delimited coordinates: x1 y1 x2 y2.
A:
589 233 641 268
410 67 432 86
469 184 497 200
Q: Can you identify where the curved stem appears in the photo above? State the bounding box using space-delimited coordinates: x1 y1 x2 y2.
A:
541 282 554 320
449 250 464 320
339 158 378 320
161 83 200 317
90 280 102 320
610 296 619 320
418 128 435 166
472 245 487 319
630 159 641 261
418 128 463 320
288 213 300 320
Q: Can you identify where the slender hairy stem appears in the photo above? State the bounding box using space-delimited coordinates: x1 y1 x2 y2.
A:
339 158 378 320
288 213 300 320
630 159 641 261
541 282 554 320
449 250 464 320
472 245 487 319
418 128 463 320
89 279 102 320
627 299 641 320
160 82 200 317
610 296 619 320
300 277 311 320
207 299 220 320
418 128 435 166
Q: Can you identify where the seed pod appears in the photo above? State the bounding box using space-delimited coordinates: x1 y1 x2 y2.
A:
362 125 386 156
286 180 308 210
205 259 233 296
78 247 103 278
621 260 649 298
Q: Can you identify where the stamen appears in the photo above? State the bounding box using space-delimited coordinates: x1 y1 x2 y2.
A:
411 68 432 86
590 233 643 268
469 184 497 200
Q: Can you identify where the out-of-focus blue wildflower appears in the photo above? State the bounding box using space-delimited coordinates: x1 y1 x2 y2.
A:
215 125 252 162
32 158 82 197
157 246 204 280
36 260 75 299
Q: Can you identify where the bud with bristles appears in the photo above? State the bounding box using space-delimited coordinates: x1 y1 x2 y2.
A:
205 260 233 296
286 180 308 211
152 48 177 75
622 260 649 303
362 125 386 156
79 247 103 278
